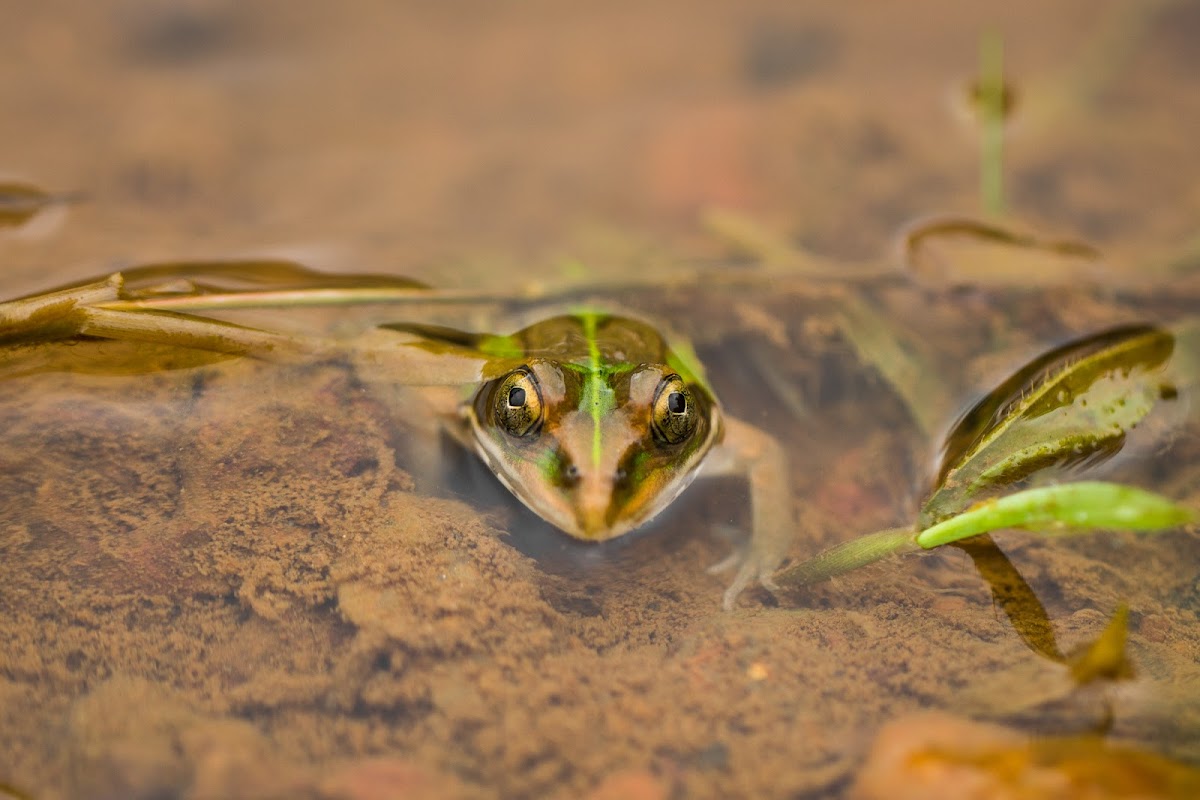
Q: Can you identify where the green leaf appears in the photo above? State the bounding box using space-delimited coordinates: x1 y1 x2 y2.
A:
921 325 1176 526
778 482 1191 590
915 481 1194 549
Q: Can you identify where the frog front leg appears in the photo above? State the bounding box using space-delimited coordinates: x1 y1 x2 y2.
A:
703 415 795 610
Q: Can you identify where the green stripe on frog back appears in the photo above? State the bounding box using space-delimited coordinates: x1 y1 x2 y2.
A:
478 332 525 361
578 311 616 472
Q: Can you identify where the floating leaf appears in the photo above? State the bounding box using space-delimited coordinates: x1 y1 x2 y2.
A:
921 325 1176 526
0 268 521 385
90 259 429 311
0 276 121 345
0 272 322 362
120 259 427 295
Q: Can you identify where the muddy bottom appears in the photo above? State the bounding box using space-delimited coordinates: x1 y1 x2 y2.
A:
1 281 1199 799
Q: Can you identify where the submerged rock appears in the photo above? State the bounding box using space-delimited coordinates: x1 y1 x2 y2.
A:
852 712 1200 800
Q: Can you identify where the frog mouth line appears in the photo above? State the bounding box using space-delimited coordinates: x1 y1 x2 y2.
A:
465 419 651 542
470 434 711 544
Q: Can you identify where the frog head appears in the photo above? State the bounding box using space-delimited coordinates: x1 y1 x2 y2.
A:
465 351 722 540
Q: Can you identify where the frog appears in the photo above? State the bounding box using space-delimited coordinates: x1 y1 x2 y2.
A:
0 266 795 610
351 308 795 610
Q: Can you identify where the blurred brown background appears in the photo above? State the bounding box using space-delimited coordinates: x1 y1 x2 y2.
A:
3 0 1198 292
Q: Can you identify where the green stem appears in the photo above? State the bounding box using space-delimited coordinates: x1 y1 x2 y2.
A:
979 29 1006 216
773 527 918 587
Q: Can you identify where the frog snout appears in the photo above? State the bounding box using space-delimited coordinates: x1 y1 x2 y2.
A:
572 470 626 539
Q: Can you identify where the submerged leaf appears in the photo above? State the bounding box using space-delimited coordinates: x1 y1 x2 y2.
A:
915 482 1194 549
902 216 1103 288
953 535 1064 663
0 338 236 381
777 481 1190 591
1067 603 1135 686
936 325 1168 484
922 325 1176 525
78 307 318 360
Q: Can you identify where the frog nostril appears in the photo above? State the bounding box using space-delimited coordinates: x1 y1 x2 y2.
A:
564 464 580 483
614 468 628 483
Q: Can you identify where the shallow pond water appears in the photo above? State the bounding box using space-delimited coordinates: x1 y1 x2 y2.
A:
2 2 1200 799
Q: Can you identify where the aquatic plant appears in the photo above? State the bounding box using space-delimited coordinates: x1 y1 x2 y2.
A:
775 325 1195 588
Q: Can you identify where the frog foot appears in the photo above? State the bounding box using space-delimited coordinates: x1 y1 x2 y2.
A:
708 548 782 611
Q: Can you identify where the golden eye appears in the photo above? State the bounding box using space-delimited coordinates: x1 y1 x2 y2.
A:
651 374 697 444
494 368 543 437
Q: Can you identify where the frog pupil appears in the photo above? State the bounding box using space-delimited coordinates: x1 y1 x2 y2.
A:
667 391 686 414
508 386 527 407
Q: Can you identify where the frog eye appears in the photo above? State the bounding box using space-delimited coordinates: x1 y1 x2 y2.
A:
651 374 697 444
494 368 543 437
